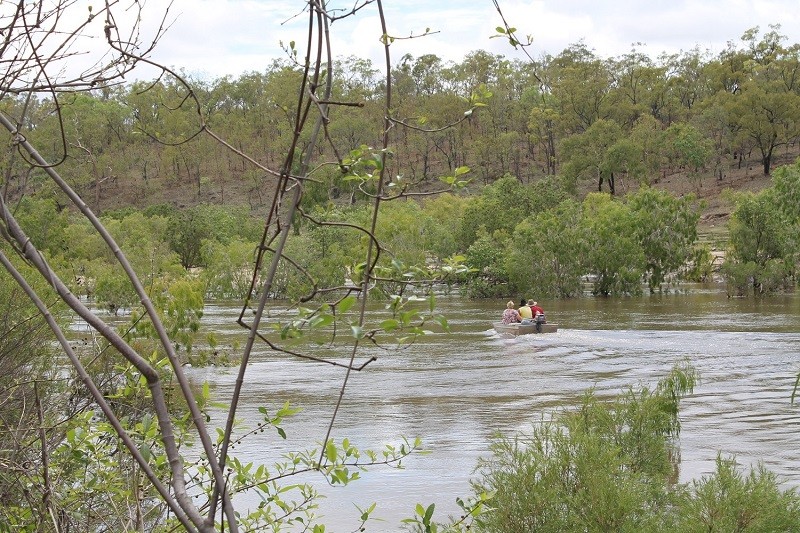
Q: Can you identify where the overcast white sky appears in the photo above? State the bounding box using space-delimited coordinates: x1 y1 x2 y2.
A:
131 0 800 79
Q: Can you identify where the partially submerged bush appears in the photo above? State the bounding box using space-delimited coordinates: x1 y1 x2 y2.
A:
471 363 800 532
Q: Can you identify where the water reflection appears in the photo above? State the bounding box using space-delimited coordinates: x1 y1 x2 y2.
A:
188 287 800 530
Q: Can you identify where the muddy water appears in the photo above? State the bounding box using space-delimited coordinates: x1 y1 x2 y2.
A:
188 287 800 530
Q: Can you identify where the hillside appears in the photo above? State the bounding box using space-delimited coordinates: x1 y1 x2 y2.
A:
91 144 793 242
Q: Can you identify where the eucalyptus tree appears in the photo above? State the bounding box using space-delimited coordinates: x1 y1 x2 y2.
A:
727 29 800 175
581 193 645 296
663 47 715 123
559 118 624 194
547 42 614 135
456 175 538 250
608 45 669 127
505 197 585 298
455 52 539 181
662 122 714 189
724 189 791 294
528 104 559 175
771 159 800 278
628 114 668 185
724 159 800 293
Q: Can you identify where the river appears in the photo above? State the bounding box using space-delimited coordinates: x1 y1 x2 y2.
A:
187 286 800 531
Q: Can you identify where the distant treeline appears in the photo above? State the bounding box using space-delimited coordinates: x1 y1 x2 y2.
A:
2 25 799 212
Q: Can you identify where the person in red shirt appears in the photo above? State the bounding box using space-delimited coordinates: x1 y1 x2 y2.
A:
528 300 546 331
529 300 545 321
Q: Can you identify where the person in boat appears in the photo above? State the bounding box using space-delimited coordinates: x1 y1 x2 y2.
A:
529 300 546 331
530 300 545 322
518 299 534 324
502 300 522 324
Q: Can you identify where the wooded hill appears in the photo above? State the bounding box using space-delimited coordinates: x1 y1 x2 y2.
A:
4 25 798 222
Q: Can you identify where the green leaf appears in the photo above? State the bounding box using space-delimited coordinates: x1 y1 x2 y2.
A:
325 441 338 462
338 295 357 313
309 314 334 329
381 319 399 332
350 325 365 339
424 503 435 522
139 443 152 463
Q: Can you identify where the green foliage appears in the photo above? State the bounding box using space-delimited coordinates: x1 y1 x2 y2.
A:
201 238 258 299
456 176 537 251
0 271 65 529
470 360 800 532
11 197 71 257
93 263 140 313
684 243 715 282
418 194 467 259
103 211 182 278
166 204 259 269
724 187 795 293
627 187 701 292
471 363 698 532
675 456 800 531
664 122 713 175
505 199 585 298
581 193 645 295
126 278 206 355
188 405 423 531
559 119 624 193
464 231 510 298
772 159 800 222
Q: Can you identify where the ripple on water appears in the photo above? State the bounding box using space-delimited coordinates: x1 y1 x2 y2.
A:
184 293 800 529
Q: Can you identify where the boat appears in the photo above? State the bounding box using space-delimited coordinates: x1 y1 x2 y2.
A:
493 322 558 335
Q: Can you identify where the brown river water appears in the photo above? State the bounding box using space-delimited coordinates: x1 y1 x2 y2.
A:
186 286 800 531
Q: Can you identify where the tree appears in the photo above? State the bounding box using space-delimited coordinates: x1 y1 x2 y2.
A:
627 188 701 292
581 193 645 296
456 175 535 250
723 160 800 294
0 2 475 531
663 122 713 189
548 43 613 134
608 45 669 127
560 118 624 194
725 26 800 175
505 198 585 298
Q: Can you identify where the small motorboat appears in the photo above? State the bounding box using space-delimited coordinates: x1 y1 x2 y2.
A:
493 322 558 335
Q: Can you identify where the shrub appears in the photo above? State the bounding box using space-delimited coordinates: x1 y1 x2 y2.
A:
469 363 800 532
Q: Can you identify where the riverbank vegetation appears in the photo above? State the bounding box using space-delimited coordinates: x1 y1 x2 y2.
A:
2 25 799 301
460 363 800 532
1 1 800 531
13 156 800 308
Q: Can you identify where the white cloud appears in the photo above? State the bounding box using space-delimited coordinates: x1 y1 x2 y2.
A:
129 0 800 78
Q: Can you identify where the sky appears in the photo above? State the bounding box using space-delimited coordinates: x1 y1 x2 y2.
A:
107 1 800 80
